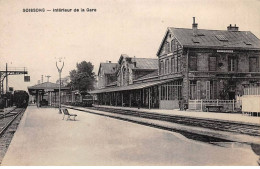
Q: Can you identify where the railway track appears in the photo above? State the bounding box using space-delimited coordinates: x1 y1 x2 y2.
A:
0 108 25 136
83 106 260 137
0 108 26 164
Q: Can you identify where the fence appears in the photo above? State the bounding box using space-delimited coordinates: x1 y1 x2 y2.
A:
189 99 242 112
243 85 260 95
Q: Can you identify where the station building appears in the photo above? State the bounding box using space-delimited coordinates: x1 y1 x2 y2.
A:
90 18 260 110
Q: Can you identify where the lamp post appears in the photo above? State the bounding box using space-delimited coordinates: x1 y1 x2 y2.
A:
56 58 64 114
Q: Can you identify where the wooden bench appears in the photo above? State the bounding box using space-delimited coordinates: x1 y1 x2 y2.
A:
62 109 77 121
205 105 223 112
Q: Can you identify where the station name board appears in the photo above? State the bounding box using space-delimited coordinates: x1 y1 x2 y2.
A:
217 50 233 53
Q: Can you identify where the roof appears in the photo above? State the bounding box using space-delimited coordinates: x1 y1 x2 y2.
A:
135 70 159 81
28 82 70 94
98 62 118 75
132 58 158 70
118 54 158 70
169 28 260 50
89 79 172 94
157 27 260 55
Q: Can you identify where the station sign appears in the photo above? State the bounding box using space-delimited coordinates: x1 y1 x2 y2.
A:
45 89 54 92
24 76 30 82
217 50 233 53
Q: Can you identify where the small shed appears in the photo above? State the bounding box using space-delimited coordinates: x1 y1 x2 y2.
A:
241 83 260 116
28 82 69 107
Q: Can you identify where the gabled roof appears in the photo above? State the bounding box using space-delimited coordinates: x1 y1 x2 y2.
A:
157 27 260 55
118 54 130 64
117 54 158 70
98 62 118 75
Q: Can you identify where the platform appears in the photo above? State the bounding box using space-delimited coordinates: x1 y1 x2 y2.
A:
95 105 260 125
1 105 259 166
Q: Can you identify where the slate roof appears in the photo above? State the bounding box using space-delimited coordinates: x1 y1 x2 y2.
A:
99 63 118 75
132 58 158 70
168 27 260 50
135 70 159 81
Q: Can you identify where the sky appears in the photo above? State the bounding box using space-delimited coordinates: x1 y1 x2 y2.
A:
0 0 260 91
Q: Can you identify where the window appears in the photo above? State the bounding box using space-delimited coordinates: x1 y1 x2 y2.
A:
175 56 178 72
249 57 258 72
171 57 175 73
215 35 228 41
192 38 200 43
190 81 197 100
189 55 197 71
172 39 177 51
165 59 169 74
160 81 182 100
210 81 215 99
228 56 237 71
165 42 170 53
197 81 201 99
209 56 217 71
244 41 252 45
160 60 164 75
206 81 210 100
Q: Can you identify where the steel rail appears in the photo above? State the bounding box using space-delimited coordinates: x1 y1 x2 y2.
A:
0 108 25 137
79 106 260 136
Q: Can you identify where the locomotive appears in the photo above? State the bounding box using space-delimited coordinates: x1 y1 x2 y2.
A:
13 90 29 108
82 92 94 107
64 91 95 107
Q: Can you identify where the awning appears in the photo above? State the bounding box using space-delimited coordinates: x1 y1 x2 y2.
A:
89 79 176 94
28 82 70 95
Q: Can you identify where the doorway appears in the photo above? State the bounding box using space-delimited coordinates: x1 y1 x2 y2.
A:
228 92 235 100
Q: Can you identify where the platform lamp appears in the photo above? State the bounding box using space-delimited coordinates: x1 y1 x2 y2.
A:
56 57 64 114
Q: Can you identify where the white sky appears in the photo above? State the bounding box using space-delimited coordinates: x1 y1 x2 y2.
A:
0 0 260 91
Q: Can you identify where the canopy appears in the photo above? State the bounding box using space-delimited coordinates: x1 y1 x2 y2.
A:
89 79 176 94
28 82 70 95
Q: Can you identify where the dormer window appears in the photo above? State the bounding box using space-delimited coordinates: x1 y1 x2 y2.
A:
192 38 200 43
244 41 252 45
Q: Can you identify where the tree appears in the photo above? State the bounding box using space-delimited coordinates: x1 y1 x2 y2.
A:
69 61 95 92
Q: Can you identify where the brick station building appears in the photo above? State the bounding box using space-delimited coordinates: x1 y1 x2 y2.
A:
90 18 260 110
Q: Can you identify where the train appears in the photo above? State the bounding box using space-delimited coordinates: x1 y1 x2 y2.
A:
13 90 29 108
0 90 29 109
82 93 95 107
63 91 95 107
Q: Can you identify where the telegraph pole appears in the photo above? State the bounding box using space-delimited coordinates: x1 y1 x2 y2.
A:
6 63 8 93
56 58 64 114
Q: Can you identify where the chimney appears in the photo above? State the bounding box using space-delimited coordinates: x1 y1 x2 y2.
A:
133 56 137 67
192 17 198 36
227 24 239 31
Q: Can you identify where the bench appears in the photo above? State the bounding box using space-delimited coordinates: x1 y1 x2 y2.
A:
62 109 77 121
205 105 223 112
